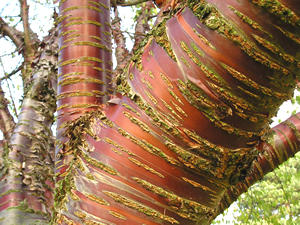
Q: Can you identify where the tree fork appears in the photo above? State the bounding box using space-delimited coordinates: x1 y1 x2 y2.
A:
218 112 300 217
54 0 299 224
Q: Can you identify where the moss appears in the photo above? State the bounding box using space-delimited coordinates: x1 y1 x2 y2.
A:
109 211 127 220
54 111 105 219
132 177 214 221
123 111 151 133
103 190 179 224
73 41 111 52
189 0 291 76
250 0 300 26
8 200 48 218
128 157 164 178
160 73 173 89
129 16 176 72
152 20 177 61
228 5 272 37
252 34 297 65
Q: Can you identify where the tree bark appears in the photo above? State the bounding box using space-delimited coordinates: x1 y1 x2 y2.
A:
0 27 58 224
54 0 300 224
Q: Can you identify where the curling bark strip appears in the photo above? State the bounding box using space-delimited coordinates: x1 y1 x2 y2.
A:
55 0 299 224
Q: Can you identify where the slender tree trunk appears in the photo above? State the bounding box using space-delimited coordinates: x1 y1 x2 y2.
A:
0 27 58 224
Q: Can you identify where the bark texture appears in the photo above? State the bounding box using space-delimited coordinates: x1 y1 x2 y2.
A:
55 0 300 224
0 27 58 224
56 0 113 129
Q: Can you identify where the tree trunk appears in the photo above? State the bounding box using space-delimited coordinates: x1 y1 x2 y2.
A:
0 27 58 224
53 0 299 224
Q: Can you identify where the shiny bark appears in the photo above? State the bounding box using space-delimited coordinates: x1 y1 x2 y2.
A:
55 0 300 224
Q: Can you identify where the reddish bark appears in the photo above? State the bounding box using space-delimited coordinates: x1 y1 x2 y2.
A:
54 0 300 224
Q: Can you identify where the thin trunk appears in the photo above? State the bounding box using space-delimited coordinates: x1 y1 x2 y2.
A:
0 85 15 140
54 0 299 224
0 28 58 224
112 7 131 74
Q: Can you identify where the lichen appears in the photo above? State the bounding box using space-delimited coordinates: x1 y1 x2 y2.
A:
228 5 272 37
128 157 164 178
250 0 300 26
189 0 290 76
103 190 179 224
132 177 215 221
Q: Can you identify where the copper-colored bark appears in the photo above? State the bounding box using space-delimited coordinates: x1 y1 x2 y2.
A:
57 0 112 128
55 0 299 224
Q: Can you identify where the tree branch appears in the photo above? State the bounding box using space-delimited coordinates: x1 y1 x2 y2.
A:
112 7 131 73
19 0 36 86
218 112 300 216
0 16 24 50
0 84 15 140
20 0 34 56
132 1 154 52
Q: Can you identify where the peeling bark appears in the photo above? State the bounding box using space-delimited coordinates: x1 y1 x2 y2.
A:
56 0 113 129
0 27 58 224
0 17 24 50
54 0 300 224
218 112 300 219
